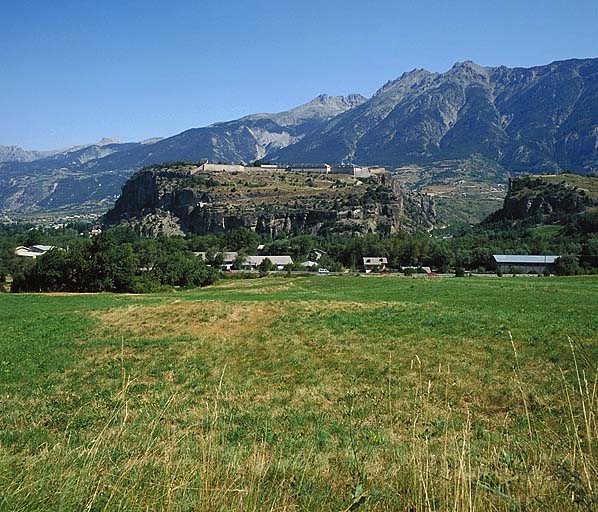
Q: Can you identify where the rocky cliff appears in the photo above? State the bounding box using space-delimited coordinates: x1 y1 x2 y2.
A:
486 174 598 223
103 164 436 236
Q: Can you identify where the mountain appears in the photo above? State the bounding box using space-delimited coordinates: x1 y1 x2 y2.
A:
0 139 144 214
273 59 598 174
74 94 367 173
0 96 365 214
0 145 60 163
486 174 598 224
2 58 598 216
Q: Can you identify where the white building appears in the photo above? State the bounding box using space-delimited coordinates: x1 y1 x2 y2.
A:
243 255 294 271
493 255 559 274
14 245 57 258
363 256 388 273
287 164 331 174
194 251 239 270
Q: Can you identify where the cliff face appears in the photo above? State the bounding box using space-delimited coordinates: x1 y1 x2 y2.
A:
486 174 597 223
103 164 436 236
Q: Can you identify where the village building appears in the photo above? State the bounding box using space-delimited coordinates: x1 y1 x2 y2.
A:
243 255 293 270
363 256 388 273
194 251 239 270
493 254 559 274
14 245 57 258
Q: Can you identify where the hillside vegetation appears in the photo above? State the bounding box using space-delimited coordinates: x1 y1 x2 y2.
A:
0 276 596 510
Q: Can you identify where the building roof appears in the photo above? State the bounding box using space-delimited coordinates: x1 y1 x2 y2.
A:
300 260 318 267
194 251 238 263
31 245 55 252
493 255 559 264
288 164 331 170
245 255 293 266
15 248 43 257
363 257 388 265
14 245 56 257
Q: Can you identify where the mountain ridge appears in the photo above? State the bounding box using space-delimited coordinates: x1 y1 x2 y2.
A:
273 58 598 173
1 58 597 215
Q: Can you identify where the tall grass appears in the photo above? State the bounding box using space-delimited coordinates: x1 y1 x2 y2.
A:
2 335 594 511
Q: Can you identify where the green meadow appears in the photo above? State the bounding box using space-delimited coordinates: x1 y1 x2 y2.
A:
0 276 596 511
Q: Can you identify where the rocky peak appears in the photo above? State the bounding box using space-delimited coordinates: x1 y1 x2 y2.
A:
96 137 122 146
445 60 492 84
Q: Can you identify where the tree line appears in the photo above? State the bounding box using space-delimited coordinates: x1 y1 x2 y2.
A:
1 208 597 293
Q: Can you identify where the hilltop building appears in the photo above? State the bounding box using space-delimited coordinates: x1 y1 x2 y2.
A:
192 160 382 177
287 163 331 174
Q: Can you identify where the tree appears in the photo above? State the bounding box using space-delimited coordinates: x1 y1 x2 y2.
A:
224 228 259 252
232 250 248 270
258 258 274 275
554 255 582 276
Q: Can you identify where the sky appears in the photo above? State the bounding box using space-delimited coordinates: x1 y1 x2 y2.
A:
2 0 598 150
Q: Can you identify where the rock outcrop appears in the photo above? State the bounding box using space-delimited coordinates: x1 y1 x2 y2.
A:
486 174 597 223
103 164 436 236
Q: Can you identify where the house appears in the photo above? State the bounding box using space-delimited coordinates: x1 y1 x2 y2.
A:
300 260 318 269
363 257 388 273
194 251 239 270
493 254 559 274
243 255 293 271
14 245 57 258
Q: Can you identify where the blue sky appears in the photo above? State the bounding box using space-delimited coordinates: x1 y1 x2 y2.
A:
2 0 597 150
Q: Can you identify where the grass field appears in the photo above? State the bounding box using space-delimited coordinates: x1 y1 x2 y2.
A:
0 276 596 511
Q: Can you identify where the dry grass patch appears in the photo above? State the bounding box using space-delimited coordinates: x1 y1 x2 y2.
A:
92 300 282 341
91 299 404 342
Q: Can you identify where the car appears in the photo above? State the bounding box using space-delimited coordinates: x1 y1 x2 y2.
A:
318 268 330 274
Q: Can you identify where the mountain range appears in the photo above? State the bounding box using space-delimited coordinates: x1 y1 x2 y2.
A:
1 58 597 214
